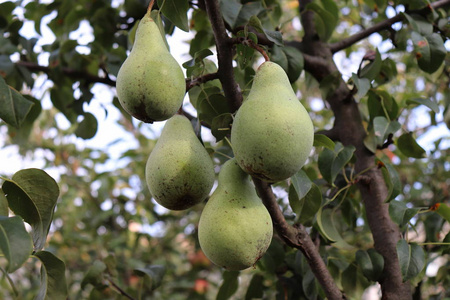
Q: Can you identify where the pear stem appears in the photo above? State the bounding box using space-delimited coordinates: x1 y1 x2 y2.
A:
147 0 156 13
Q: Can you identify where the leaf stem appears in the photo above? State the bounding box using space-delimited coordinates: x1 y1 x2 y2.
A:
0 267 19 298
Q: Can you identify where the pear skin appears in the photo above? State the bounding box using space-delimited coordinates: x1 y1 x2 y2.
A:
231 61 314 182
145 115 215 210
116 10 185 123
198 158 273 271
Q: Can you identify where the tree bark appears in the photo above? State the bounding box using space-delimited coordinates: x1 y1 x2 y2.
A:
298 0 412 298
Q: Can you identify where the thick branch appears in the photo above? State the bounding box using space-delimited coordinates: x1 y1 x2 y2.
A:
329 0 450 53
298 0 412 298
204 0 243 112
252 178 345 300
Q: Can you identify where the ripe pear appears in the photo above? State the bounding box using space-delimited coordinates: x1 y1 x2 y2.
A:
198 158 273 271
231 61 314 182
116 10 185 123
145 115 215 210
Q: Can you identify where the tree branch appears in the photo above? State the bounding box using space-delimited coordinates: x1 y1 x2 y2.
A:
297 0 413 297
204 0 243 112
329 0 450 53
186 72 220 91
15 61 117 86
252 178 345 300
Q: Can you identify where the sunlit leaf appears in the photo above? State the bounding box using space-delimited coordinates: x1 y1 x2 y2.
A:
316 208 354 250
0 216 32 273
314 134 335 150
2 169 59 250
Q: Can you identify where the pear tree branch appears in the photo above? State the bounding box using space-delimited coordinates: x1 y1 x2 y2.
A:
204 0 243 112
252 178 345 300
329 0 450 53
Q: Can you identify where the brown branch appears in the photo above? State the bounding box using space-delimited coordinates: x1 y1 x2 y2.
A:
252 178 346 300
204 0 243 112
329 0 450 53
15 61 116 86
185 72 219 91
106 278 136 300
297 0 412 297
232 37 270 61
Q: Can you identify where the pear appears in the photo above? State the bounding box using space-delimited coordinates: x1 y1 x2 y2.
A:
116 10 185 123
198 158 273 271
145 115 215 210
230 61 314 182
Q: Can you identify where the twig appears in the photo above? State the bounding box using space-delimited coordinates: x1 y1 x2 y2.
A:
107 278 136 300
252 178 346 300
232 37 270 61
185 72 220 91
329 0 450 53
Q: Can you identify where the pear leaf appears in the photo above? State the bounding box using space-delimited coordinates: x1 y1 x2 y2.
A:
396 240 425 282
216 271 239 300
2 168 59 250
134 265 166 291
0 216 33 273
34 251 68 300
0 76 34 128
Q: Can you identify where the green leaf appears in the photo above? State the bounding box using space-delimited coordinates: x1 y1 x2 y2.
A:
313 134 335 150
34 251 68 300
373 116 401 147
406 98 440 114
396 240 425 282
316 208 354 250
282 46 304 83
359 49 382 81
289 183 321 225
198 93 232 125
379 159 402 202
0 189 8 216
220 0 242 28
134 265 166 291
0 76 34 128
75 113 98 140
355 249 384 281
235 2 265 28
81 260 107 289
157 0 189 32
331 144 356 183
318 147 335 184
397 132 426 159
341 264 370 299
235 31 256 69
291 170 312 200
403 13 433 36
302 268 319 300
431 203 450 223
305 1 338 41
389 201 420 228
0 216 33 273
2 169 60 250
211 113 233 142
245 274 264 300
351 73 371 100
411 32 446 74
247 16 283 46
216 271 239 300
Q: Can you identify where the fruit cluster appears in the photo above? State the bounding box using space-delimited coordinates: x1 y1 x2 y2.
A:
116 10 314 271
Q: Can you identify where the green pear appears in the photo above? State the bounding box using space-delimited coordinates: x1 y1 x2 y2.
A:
145 115 215 210
231 61 314 182
116 10 185 123
198 158 273 271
